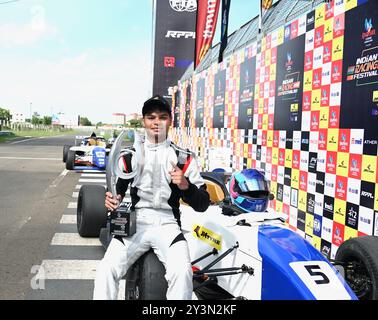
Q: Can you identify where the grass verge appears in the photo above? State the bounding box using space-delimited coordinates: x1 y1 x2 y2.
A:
0 129 77 143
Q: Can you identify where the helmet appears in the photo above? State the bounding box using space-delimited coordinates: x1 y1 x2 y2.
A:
228 169 271 213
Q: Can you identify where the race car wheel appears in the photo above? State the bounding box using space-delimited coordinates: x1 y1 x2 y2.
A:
63 145 71 163
336 236 378 300
125 250 167 300
66 150 76 170
77 185 107 237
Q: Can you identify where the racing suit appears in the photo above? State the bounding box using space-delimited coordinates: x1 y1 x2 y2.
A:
93 138 210 300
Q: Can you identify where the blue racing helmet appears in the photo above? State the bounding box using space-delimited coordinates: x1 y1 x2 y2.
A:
228 169 271 213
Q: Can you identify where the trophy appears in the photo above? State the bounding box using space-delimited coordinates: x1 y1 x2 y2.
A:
105 129 145 237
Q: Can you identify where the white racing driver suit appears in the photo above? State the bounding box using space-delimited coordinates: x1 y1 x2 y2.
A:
93 138 210 300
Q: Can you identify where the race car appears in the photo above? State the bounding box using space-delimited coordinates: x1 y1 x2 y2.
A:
76 173 378 301
75 130 378 300
63 134 111 171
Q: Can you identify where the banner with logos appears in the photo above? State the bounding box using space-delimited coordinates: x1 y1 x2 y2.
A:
218 0 231 63
152 0 197 99
195 78 205 127
185 82 192 128
213 68 226 128
274 34 305 131
195 0 221 68
340 0 378 145
173 88 181 127
171 0 378 258
238 55 256 129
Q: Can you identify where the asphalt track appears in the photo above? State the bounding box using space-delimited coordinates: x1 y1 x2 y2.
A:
0 135 82 299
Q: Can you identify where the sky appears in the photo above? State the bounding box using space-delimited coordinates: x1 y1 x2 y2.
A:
0 0 260 124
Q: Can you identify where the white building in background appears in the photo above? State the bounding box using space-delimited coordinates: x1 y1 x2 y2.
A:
126 113 141 122
10 111 26 123
52 113 79 127
112 113 126 126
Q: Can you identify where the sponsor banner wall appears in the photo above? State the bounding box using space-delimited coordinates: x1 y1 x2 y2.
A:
153 0 197 99
171 0 378 259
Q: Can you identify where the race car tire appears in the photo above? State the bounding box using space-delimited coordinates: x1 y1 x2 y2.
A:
63 145 71 163
125 250 167 300
336 236 378 300
77 185 107 237
66 150 75 170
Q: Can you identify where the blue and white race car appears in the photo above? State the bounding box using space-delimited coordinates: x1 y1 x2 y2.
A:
63 135 110 171
77 170 378 300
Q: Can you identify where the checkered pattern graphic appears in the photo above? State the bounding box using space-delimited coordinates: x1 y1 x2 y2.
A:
171 0 378 259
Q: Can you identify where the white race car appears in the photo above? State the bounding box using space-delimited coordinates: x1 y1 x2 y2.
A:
76 171 378 300
63 135 111 171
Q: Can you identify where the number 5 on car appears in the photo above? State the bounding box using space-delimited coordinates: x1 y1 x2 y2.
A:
289 261 352 300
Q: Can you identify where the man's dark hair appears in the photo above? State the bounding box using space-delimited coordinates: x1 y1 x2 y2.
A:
142 95 172 117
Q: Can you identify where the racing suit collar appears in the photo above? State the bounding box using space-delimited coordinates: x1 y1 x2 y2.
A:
145 136 171 149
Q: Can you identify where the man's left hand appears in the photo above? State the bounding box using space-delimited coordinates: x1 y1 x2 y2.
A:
170 161 189 190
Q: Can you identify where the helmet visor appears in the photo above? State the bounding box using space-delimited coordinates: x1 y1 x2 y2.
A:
239 190 270 200
239 177 269 193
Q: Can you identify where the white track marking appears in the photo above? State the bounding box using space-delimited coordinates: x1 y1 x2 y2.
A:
78 179 106 183
81 173 106 178
42 169 69 199
51 233 101 246
60 215 76 224
0 156 60 161
5 216 32 236
72 192 79 198
8 137 42 145
35 260 125 299
50 169 69 188
36 260 99 280
68 202 77 209
75 184 106 189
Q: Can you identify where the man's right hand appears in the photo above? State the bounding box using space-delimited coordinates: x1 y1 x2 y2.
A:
105 192 121 211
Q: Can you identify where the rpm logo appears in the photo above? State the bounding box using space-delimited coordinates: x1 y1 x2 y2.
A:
169 0 197 12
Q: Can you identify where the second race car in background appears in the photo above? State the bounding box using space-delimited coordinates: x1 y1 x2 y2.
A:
63 134 112 171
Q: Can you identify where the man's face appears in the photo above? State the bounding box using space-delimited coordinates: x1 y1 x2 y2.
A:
143 110 172 143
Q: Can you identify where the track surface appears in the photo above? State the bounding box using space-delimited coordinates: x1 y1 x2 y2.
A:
0 135 113 299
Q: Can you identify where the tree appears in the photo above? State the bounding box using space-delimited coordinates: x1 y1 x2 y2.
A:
31 114 41 125
128 119 143 128
0 108 12 130
42 116 52 125
79 116 92 126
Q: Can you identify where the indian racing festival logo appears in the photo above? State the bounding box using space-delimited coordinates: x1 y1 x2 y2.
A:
352 159 358 170
337 180 345 196
362 18 376 42
169 0 197 12
324 44 330 56
331 110 337 122
347 18 378 82
321 88 328 105
286 52 293 70
340 132 348 150
334 226 343 245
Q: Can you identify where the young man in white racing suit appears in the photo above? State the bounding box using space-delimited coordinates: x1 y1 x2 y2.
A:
93 95 210 300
